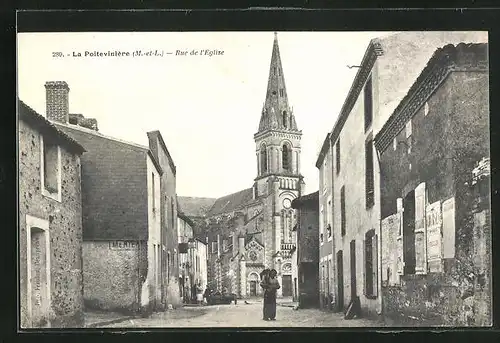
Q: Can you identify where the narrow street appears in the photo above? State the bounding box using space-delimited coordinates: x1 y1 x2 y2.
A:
98 299 385 328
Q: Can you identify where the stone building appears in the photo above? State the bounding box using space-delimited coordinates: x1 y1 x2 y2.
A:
178 212 208 302
374 43 491 326
316 133 335 310
291 191 320 309
318 31 488 319
19 100 86 328
42 81 181 314
178 32 304 299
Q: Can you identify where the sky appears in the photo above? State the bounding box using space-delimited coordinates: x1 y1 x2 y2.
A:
17 31 395 198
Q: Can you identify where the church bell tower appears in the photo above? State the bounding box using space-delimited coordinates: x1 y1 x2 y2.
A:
253 33 304 289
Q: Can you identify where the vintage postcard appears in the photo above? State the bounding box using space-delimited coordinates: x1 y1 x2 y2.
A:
17 28 491 328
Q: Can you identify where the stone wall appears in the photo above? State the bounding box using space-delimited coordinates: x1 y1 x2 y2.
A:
19 119 84 328
82 240 146 315
379 62 490 326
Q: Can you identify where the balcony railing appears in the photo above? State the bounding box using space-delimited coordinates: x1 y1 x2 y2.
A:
281 242 295 251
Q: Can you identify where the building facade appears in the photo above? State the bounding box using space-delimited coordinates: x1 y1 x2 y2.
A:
43 81 180 314
178 212 208 302
375 43 491 326
319 31 488 319
291 191 320 309
147 131 181 308
178 32 304 299
19 100 86 328
316 133 335 311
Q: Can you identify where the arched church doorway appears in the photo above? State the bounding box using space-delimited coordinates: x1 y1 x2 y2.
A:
281 263 293 297
248 272 259 296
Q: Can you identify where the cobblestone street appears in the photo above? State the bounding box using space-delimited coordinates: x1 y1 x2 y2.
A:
99 300 385 328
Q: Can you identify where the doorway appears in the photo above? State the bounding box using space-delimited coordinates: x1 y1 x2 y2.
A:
336 250 344 311
350 240 357 300
282 275 293 296
250 281 257 296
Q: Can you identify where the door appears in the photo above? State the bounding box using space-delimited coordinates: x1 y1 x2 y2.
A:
250 281 257 296
350 240 357 299
282 275 293 296
337 250 344 310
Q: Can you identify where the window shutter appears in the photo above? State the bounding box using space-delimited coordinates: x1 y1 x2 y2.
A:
363 238 367 296
372 234 378 297
414 182 427 274
396 198 404 275
442 197 456 259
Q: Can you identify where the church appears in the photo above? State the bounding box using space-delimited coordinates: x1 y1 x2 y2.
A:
178 32 305 299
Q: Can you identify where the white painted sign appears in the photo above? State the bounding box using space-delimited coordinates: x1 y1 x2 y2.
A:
109 240 139 250
442 197 456 259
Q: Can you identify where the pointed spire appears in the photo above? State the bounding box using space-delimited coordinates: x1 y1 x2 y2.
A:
257 32 298 133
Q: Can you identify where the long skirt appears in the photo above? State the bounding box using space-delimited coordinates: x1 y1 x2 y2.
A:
263 297 277 319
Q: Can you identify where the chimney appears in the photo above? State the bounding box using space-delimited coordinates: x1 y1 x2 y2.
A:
45 81 70 123
238 235 245 256
232 234 238 257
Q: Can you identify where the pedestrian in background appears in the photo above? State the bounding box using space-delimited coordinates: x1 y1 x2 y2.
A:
259 268 273 321
196 282 204 306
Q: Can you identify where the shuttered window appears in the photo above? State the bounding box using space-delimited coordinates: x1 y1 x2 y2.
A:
365 137 374 208
336 139 341 173
364 76 373 131
364 230 378 298
341 186 346 236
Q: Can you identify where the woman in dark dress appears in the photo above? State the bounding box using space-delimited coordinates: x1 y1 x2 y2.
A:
261 268 280 321
260 269 271 320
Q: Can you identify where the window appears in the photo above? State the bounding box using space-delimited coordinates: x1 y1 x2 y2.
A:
364 229 378 298
279 89 284 97
406 120 412 154
340 186 346 236
282 111 287 128
364 76 373 131
42 135 60 198
273 67 277 75
365 137 374 208
211 241 218 254
336 139 341 174
323 160 327 193
282 144 290 171
260 145 268 174
327 197 332 240
152 173 156 213
320 205 324 244
171 198 175 228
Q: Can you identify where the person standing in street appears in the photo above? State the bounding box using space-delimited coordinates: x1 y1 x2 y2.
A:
265 269 280 321
260 269 271 320
196 282 204 306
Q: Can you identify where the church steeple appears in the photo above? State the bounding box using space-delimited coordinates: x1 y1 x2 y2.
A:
258 32 299 133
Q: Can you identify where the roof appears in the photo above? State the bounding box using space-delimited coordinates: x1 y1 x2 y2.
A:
374 43 488 153
291 191 319 208
177 196 217 218
206 188 254 217
54 121 163 175
147 130 177 176
178 210 195 227
256 32 299 135
315 133 331 168
18 100 86 155
327 38 384 146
